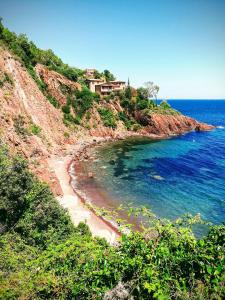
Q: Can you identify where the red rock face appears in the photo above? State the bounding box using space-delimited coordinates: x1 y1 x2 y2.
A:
35 64 81 105
138 113 214 137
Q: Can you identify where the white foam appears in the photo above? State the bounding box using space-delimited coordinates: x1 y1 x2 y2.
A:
217 126 224 129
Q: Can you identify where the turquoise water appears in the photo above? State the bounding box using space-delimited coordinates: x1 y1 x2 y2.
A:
81 100 225 229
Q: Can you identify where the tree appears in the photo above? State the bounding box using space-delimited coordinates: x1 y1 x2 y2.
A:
0 17 3 39
103 69 116 82
144 81 160 105
94 69 102 79
137 87 149 100
125 82 132 100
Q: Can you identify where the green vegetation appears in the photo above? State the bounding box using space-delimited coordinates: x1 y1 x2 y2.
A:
30 124 42 136
98 108 117 129
0 19 83 83
118 111 136 130
63 131 70 138
61 88 100 127
0 72 13 87
13 115 30 139
0 146 224 299
73 87 100 118
103 69 116 82
46 95 60 108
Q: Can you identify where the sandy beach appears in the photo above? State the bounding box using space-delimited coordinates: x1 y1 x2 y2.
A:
47 137 122 244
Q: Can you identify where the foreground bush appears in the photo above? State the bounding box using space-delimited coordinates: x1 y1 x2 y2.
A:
0 146 224 299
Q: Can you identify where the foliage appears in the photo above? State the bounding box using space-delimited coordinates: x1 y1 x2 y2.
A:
137 87 149 101
63 131 70 138
0 147 74 247
29 124 42 136
93 69 102 79
0 72 13 87
103 69 116 82
98 108 117 129
0 146 224 299
125 85 132 100
46 95 60 108
149 103 181 116
62 104 70 114
144 81 160 104
0 20 83 83
73 87 99 117
160 99 171 109
13 115 30 139
118 111 134 130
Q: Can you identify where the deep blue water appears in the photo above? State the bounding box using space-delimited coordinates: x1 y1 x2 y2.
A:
84 100 225 229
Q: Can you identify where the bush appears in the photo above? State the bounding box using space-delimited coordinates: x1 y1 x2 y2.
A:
0 72 13 87
30 124 41 135
136 99 149 110
0 146 224 299
0 146 74 246
73 88 99 117
62 105 70 114
47 95 60 108
63 132 70 138
118 111 134 130
160 99 171 109
13 115 30 139
98 108 117 129
132 123 142 131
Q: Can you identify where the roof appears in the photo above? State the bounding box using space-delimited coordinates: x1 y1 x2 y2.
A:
96 81 126 87
110 80 126 84
96 83 114 87
86 78 104 82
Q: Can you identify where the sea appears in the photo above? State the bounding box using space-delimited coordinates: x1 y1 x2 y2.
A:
74 100 225 234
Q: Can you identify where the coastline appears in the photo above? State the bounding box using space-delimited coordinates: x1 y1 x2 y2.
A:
48 123 215 244
47 133 163 244
48 141 120 245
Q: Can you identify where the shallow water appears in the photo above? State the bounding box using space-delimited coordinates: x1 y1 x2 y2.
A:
76 100 225 234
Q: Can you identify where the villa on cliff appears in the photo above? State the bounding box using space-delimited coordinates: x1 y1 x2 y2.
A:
86 78 126 95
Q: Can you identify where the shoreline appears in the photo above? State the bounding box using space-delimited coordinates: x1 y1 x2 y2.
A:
47 133 164 244
48 138 121 245
48 126 215 244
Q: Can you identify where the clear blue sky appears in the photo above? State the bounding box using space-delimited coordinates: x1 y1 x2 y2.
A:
0 0 225 99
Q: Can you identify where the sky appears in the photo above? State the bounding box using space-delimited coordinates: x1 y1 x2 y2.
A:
0 0 225 99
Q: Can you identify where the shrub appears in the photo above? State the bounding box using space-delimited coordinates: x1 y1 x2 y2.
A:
46 95 60 108
160 99 171 109
30 124 41 136
132 123 142 131
63 132 70 138
73 88 99 117
62 105 70 114
0 72 13 87
0 146 225 299
98 108 117 129
118 111 133 130
13 115 30 139
0 146 74 246
136 99 149 110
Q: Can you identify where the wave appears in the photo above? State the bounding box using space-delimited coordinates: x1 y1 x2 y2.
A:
217 126 224 129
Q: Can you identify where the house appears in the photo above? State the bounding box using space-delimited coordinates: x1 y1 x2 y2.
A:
86 78 105 92
95 81 126 96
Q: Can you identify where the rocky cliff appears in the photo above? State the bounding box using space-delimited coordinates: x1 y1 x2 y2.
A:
0 45 214 194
